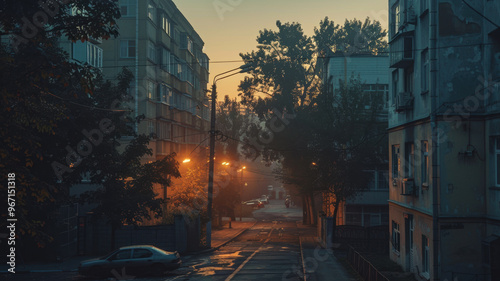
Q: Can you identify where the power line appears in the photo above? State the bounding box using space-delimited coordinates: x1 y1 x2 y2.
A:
462 0 500 29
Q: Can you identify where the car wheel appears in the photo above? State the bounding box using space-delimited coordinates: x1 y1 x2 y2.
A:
150 263 166 276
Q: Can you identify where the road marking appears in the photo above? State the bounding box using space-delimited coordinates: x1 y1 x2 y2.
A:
225 229 273 281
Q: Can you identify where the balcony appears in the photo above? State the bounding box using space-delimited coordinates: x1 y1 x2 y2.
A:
390 31 414 68
401 178 417 196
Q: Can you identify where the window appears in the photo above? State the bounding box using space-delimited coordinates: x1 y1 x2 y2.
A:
392 70 399 104
422 235 429 273
119 0 136 17
421 141 429 185
132 249 153 259
420 0 428 14
378 171 389 189
404 67 414 94
162 14 170 35
496 138 500 186
148 121 155 136
147 80 156 100
421 49 429 93
162 48 171 71
391 1 401 37
147 41 156 63
110 249 132 260
147 1 156 22
160 84 172 104
392 221 400 252
392 145 400 180
120 40 135 58
405 142 415 178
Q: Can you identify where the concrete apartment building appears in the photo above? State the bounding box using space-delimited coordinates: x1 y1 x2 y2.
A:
388 0 500 280
322 54 390 227
100 0 210 165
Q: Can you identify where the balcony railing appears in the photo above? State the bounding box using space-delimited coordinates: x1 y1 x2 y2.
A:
390 31 414 68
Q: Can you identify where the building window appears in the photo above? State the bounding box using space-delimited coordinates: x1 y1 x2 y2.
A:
420 0 429 14
162 14 170 35
421 141 429 185
421 49 429 93
119 0 136 17
162 48 171 72
422 235 429 273
147 1 156 22
392 70 399 104
120 40 135 58
392 145 400 180
405 142 414 178
147 80 155 100
392 221 400 252
391 1 401 37
404 67 414 94
160 84 171 104
147 41 156 63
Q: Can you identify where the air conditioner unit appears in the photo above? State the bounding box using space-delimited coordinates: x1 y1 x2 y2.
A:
401 178 416 196
395 92 414 112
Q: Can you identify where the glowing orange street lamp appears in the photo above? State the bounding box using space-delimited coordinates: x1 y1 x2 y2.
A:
182 158 191 163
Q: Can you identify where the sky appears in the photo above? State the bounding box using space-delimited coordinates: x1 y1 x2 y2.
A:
172 0 388 100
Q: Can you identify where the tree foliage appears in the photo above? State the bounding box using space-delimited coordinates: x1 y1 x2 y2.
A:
0 0 180 247
238 18 388 224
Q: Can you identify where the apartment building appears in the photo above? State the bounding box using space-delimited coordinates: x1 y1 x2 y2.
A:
322 54 390 227
100 0 210 165
388 0 500 280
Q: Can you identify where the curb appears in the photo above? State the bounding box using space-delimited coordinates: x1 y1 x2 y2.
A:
187 221 258 256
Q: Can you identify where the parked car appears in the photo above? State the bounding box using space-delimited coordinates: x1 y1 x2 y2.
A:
260 195 269 204
243 199 264 209
78 245 181 277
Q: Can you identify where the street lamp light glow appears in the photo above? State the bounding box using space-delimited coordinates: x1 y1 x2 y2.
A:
182 158 191 163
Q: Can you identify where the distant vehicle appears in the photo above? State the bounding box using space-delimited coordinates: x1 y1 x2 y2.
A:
78 245 181 277
260 195 269 204
243 199 264 209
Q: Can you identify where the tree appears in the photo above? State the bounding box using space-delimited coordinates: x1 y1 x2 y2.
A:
238 18 388 225
0 1 181 252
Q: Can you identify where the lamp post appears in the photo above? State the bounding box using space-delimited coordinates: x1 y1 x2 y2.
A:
206 63 254 248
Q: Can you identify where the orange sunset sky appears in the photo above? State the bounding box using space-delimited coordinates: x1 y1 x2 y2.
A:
172 0 388 100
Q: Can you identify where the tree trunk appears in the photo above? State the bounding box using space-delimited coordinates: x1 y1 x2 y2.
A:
331 200 340 244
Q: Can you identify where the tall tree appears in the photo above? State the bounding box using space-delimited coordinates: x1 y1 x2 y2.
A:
238 18 387 225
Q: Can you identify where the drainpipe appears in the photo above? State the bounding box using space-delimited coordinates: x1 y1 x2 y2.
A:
135 0 139 134
429 0 440 280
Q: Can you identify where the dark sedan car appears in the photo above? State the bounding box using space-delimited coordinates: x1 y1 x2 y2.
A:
78 245 181 277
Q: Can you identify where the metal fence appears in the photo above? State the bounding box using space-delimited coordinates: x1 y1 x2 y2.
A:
347 246 390 281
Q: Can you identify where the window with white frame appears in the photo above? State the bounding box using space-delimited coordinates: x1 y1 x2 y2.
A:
496 137 500 186
161 48 170 71
422 235 429 273
147 41 156 63
421 48 429 93
120 40 135 58
119 0 136 17
421 141 429 185
147 1 156 22
392 221 400 252
162 14 170 35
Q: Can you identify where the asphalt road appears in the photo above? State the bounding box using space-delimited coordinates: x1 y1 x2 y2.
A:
3 201 309 281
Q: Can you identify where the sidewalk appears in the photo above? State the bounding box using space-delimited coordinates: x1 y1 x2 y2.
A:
0 218 257 274
299 225 358 281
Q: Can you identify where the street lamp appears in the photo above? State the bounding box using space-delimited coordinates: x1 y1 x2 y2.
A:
206 62 254 248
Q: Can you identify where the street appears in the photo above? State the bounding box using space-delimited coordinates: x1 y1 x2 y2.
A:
2 200 317 281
